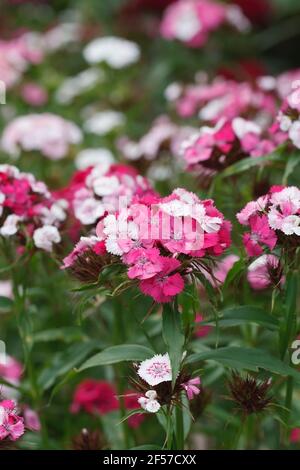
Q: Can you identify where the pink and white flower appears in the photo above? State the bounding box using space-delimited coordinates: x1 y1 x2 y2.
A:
1 113 82 160
138 353 172 386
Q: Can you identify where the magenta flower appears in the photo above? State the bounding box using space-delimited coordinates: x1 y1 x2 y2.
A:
0 399 25 441
124 248 163 280
140 257 184 303
181 377 201 400
243 215 277 256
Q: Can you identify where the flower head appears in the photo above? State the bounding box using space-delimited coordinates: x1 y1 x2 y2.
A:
137 353 172 386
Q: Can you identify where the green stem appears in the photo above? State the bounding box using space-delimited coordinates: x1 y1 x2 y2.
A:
112 299 131 449
175 402 184 450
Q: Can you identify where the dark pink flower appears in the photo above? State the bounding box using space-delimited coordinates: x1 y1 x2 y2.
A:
0 399 25 441
140 257 184 303
71 380 119 415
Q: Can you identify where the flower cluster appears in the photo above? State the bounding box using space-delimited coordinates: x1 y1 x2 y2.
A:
160 0 249 48
237 185 300 257
0 32 43 89
133 353 201 413
170 75 277 122
65 163 155 226
0 164 66 252
1 113 82 160
181 116 286 177
0 399 25 441
64 188 231 303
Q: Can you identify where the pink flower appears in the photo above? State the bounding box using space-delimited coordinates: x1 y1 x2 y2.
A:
140 257 184 303
247 255 284 290
23 406 41 432
21 83 48 106
1 113 82 160
71 379 119 415
160 0 226 47
181 377 201 400
0 356 22 385
123 391 145 429
243 215 277 256
124 248 163 280
290 428 300 444
0 399 25 441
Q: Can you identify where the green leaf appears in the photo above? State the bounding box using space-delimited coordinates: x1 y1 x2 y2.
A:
218 152 284 178
162 304 184 387
78 344 154 371
283 153 300 184
186 346 300 384
38 341 99 390
222 259 245 292
33 327 85 344
207 305 279 330
0 296 13 311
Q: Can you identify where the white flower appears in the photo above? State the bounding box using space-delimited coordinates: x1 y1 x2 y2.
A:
281 215 300 236
164 82 182 102
0 406 5 426
55 68 103 104
33 225 61 252
74 198 105 225
84 111 125 136
232 117 261 140
173 4 202 41
138 390 161 413
257 76 277 91
75 148 114 170
270 186 300 211
225 5 251 32
277 111 292 132
289 120 300 149
92 175 120 197
83 36 140 68
0 214 21 237
0 280 13 299
138 353 172 386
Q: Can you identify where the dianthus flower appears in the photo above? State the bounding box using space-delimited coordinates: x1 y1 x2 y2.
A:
64 187 231 303
160 0 249 48
0 164 66 252
71 379 119 415
1 113 82 160
0 399 25 441
237 186 300 256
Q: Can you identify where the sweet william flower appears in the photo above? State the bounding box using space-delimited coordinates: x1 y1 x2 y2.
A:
138 353 172 386
140 257 184 303
124 248 164 280
181 377 201 400
33 225 61 252
138 390 161 413
71 379 119 415
83 36 140 68
0 399 25 441
247 254 284 290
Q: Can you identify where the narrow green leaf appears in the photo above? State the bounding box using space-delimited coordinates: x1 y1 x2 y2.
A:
219 152 284 178
186 346 300 384
162 304 184 387
78 344 154 371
